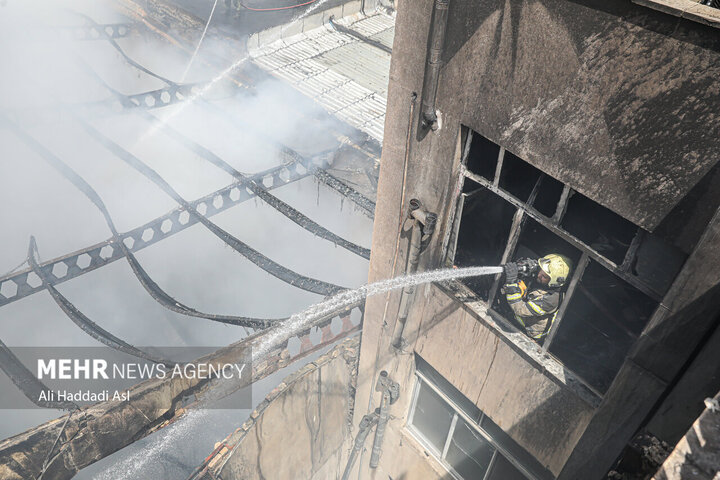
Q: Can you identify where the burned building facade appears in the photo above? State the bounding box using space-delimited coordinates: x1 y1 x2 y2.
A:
348 1 720 479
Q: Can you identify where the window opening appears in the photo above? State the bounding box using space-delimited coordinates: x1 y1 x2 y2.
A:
455 187 516 300
631 232 686 295
513 218 583 269
548 260 658 393
445 417 495 479
561 192 637 264
498 151 543 203
462 175 483 195
465 134 501 181
450 126 676 397
411 378 456 452
533 175 565 218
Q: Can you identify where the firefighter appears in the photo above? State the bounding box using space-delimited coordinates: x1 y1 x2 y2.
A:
502 254 572 341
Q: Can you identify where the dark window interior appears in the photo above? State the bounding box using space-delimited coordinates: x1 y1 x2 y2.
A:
466 134 500 181
549 260 658 393
561 192 637 264
455 187 516 300
498 151 543 203
462 175 483 195
533 175 564 217
632 233 687 295
514 217 582 269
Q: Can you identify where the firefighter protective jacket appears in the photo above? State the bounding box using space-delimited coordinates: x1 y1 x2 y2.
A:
504 282 561 340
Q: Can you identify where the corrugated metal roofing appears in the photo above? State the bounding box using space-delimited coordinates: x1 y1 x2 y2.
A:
249 12 394 142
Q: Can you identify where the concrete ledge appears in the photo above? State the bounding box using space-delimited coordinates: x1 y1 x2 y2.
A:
633 0 720 28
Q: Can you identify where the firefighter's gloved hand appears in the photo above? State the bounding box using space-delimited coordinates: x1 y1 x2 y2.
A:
516 258 539 278
503 262 519 283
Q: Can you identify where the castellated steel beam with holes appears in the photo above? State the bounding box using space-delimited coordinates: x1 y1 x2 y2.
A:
52 23 133 41
0 156 321 307
121 83 200 109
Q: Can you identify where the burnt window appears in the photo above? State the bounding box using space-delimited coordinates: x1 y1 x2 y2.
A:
533 175 564 218
631 232 686 295
515 218 582 269
498 150 543 203
466 134 500 181
450 127 672 397
561 192 637 264
548 260 658 393
455 188 515 300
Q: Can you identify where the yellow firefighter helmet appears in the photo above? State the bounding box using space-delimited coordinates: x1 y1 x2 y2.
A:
538 254 572 288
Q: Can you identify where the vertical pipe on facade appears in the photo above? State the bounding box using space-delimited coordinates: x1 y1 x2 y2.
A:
369 372 392 468
391 203 437 348
341 411 379 480
391 200 424 348
421 0 450 131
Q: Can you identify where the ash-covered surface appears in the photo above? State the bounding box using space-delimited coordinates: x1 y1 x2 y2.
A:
606 432 672 480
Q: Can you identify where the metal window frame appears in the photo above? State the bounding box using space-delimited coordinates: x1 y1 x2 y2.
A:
461 168 662 302
486 176 544 307
541 252 590 350
407 373 536 480
443 126 666 400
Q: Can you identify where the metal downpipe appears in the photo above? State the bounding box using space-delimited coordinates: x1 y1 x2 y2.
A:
341 411 380 480
369 371 400 469
421 0 450 131
391 200 437 349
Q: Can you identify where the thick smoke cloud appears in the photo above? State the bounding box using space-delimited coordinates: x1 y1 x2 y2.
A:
0 1 372 471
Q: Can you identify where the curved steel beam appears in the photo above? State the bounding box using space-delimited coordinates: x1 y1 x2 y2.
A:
2 115 282 329
0 337 76 410
0 157 312 308
140 111 371 259
78 119 346 296
74 58 369 260
28 238 175 366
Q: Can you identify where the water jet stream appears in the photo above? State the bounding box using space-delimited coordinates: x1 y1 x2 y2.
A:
253 266 503 361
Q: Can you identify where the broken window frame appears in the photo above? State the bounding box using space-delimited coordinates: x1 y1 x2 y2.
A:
407 365 553 480
445 126 673 397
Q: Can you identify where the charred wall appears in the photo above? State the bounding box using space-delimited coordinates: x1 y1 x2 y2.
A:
437 0 720 232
